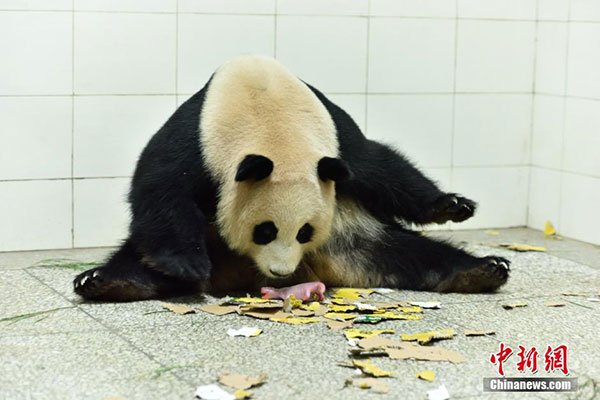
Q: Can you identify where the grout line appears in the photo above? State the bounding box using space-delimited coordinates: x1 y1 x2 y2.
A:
1 91 563 97
71 0 75 249
525 0 541 228
557 0 573 234
174 0 179 95
22 268 197 388
3 7 600 23
449 1 459 193
0 176 133 183
530 165 600 180
363 0 371 136
273 0 278 58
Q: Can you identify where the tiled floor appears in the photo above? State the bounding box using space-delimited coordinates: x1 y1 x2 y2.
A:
1 228 598 399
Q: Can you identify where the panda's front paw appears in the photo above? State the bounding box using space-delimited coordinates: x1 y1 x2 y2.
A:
429 193 477 223
146 250 212 282
73 267 107 298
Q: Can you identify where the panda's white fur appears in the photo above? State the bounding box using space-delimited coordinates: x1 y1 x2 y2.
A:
200 56 341 278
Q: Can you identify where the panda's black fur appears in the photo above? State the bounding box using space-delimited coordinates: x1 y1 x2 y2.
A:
74 60 510 301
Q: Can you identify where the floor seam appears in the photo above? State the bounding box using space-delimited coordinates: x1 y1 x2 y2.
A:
22 268 197 388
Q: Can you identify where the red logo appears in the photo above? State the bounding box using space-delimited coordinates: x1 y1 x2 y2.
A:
490 343 569 376
490 343 513 376
516 346 539 373
545 345 569 375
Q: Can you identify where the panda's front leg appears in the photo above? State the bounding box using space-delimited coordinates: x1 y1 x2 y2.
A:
338 139 477 226
424 193 477 224
129 196 213 284
73 197 212 301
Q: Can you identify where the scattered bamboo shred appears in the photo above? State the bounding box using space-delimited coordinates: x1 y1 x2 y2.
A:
352 359 396 377
345 377 390 393
270 317 321 325
326 319 353 330
416 370 436 382
502 302 528 310
162 303 195 315
544 221 557 237
401 329 455 345
465 329 495 337
498 243 547 252
218 372 266 391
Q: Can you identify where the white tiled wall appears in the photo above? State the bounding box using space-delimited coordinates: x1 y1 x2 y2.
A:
0 0 598 251
528 1 600 245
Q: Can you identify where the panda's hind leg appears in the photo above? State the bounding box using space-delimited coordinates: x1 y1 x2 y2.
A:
379 228 511 293
354 225 511 293
432 255 510 293
73 240 201 301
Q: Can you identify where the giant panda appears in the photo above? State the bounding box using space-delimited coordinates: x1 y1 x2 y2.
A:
73 55 510 301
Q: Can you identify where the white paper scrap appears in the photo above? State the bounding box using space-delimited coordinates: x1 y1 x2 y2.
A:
410 301 442 309
226 327 262 337
371 288 394 294
195 384 235 400
427 384 450 400
354 302 378 311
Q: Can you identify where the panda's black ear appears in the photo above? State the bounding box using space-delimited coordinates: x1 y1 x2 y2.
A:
235 154 274 182
318 157 353 182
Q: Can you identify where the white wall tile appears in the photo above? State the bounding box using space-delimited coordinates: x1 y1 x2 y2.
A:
570 0 600 22
456 20 535 93
370 0 455 18
531 95 564 170
535 22 568 95
74 178 130 247
278 0 368 16
179 0 275 14
563 98 600 177
560 172 600 244
367 95 453 168
326 94 366 133
0 12 71 95
277 16 367 93
452 167 528 229
0 97 71 180
74 13 176 94
1 0 71 10
527 167 561 231
178 14 274 93
74 95 176 178
458 0 536 20
453 94 531 166
423 167 451 191
74 0 176 12
176 93 194 107
0 180 72 251
567 23 600 99
538 0 570 21
369 19 455 93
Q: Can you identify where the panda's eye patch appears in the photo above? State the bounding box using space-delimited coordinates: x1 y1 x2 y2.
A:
296 223 314 244
253 221 278 245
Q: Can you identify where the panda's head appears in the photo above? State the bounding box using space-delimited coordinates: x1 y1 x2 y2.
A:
219 153 353 279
